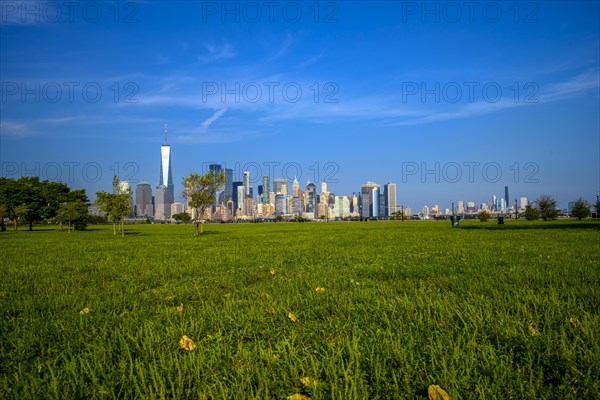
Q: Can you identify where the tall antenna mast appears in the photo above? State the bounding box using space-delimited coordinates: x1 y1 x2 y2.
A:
164 124 167 144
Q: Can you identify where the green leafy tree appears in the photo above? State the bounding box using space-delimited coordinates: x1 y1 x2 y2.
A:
391 210 406 221
478 210 491 222
537 194 559 221
182 170 225 236
172 212 192 223
0 203 6 231
57 200 89 232
571 198 590 220
12 204 28 233
96 176 132 237
523 204 540 221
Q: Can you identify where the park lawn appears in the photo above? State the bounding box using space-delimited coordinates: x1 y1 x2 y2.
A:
1 220 599 399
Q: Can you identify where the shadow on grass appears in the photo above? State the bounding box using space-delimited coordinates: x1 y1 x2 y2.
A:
459 222 600 231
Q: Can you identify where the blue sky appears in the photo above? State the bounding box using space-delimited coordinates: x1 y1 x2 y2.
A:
1 0 599 210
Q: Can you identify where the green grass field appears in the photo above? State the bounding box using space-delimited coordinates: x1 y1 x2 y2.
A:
1 220 599 399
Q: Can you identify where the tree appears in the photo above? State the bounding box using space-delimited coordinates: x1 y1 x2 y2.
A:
96 176 132 237
478 210 491 222
537 194 559 221
391 210 406 221
182 170 225 235
56 200 89 232
571 198 590 220
0 203 6 231
12 204 28 233
172 212 191 223
523 204 540 221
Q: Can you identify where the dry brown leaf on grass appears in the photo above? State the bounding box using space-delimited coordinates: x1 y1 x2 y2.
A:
270 268 277 276
176 304 184 313
288 312 299 323
287 394 310 400
178 335 196 351
79 307 91 315
428 384 450 400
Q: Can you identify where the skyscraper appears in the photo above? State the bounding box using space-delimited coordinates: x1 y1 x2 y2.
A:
504 186 509 209
292 177 301 198
154 185 173 220
136 182 153 217
209 163 222 209
273 178 287 194
159 125 174 197
360 182 380 218
223 168 233 202
232 181 243 209
262 176 270 204
384 182 396 217
243 171 250 198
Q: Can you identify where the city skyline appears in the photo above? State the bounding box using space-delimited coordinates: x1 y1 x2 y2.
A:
1 1 598 209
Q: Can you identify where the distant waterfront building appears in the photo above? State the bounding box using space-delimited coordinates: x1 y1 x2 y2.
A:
171 202 185 216
243 171 250 199
262 176 270 204
237 185 246 212
457 200 465 214
275 194 287 216
504 186 509 209
273 178 287 195
209 163 223 209
384 182 397 217
360 182 380 218
292 177 301 198
223 168 233 202
154 185 174 220
466 202 476 213
520 197 528 210
136 182 153 217
159 129 174 197
305 180 317 215
321 180 327 194
232 181 243 209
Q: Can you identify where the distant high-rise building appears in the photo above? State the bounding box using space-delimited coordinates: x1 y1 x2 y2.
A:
243 171 250 199
371 185 381 218
520 197 528 210
222 168 233 203
384 182 396 217
262 176 270 204
457 200 465 214
321 180 327 194
292 177 301 198
504 186 509 209
171 202 185 215
237 185 246 212
274 194 287 216
360 182 380 218
232 181 243 209
273 178 287 195
136 182 153 217
209 163 223 208
154 185 174 220
159 126 174 197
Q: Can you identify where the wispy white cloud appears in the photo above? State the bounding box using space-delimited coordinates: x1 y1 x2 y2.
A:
197 44 236 64
200 108 227 132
